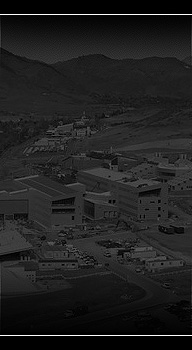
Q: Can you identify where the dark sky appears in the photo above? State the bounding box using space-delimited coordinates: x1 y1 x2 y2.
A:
1 15 191 63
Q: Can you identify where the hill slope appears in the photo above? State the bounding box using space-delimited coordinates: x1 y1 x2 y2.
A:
53 54 192 99
0 49 192 114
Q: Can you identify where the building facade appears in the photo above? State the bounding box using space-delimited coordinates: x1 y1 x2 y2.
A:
0 176 83 230
145 258 184 272
77 168 168 221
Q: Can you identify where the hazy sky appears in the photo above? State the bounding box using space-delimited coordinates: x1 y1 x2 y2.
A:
1 15 191 63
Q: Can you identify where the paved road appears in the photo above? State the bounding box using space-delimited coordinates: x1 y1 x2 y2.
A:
1 231 189 335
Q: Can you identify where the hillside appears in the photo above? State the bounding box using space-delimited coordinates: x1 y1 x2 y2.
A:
53 54 192 99
0 49 90 114
0 49 192 114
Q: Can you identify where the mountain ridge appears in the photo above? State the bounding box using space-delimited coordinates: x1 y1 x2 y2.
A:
0 49 192 113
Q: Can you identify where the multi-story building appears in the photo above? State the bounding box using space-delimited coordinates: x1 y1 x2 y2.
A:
77 167 168 221
117 177 168 221
77 167 131 193
0 175 83 230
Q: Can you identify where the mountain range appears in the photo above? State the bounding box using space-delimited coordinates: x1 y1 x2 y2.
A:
0 48 192 114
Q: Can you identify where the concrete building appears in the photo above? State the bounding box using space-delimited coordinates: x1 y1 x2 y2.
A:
77 167 131 193
83 190 118 219
78 168 168 221
117 177 168 221
84 197 118 220
145 258 184 272
0 175 83 230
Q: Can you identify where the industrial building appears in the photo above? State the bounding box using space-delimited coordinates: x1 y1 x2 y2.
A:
77 167 131 193
77 167 168 221
0 175 83 230
84 193 118 220
117 177 168 221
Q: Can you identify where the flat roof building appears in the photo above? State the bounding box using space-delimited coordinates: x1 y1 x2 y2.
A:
0 175 83 230
78 168 168 221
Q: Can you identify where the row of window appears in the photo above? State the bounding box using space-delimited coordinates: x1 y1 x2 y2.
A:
108 199 116 204
41 263 77 267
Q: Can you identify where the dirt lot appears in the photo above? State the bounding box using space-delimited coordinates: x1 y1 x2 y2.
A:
149 270 191 298
1 272 146 333
137 224 192 263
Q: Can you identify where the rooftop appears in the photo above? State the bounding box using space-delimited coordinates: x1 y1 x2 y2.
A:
0 180 27 194
117 177 161 188
158 163 191 170
42 244 67 252
16 175 76 198
0 230 33 256
39 259 78 263
80 167 130 181
85 197 117 207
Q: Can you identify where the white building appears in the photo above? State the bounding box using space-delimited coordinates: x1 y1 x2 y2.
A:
39 259 78 270
145 258 184 272
124 246 156 261
41 245 69 260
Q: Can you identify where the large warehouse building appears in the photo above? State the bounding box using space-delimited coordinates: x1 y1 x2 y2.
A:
0 175 83 230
